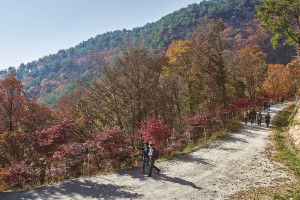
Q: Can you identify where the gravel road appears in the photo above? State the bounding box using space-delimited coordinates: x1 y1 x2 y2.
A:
0 102 295 200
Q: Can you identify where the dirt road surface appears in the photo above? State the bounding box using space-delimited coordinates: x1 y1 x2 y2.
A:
0 102 295 200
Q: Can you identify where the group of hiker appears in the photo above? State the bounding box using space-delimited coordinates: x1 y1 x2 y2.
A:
137 100 283 175
243 107 271 127
136 142 160 177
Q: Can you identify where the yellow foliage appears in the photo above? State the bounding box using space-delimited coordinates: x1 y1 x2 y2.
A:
0 169 9 192
263 64 288 96
165 39 193 80
0 131 32 165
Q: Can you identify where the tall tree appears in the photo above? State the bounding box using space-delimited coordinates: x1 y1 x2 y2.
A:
234 45 266 100
192 19 228 109
256 0 300 55
263 64 288 97
0 71 27 133
165 39 198 115
76 48 168 142
286 58 300 95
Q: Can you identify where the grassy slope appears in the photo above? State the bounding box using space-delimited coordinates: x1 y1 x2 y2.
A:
272 103 300 199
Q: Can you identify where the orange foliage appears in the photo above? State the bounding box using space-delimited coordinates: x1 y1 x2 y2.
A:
286 58 300 95
234 45 266 100
0 169 9 191
263 64 288 96
0 71 27 133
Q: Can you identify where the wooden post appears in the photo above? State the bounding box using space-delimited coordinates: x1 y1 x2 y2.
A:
87 147 90 176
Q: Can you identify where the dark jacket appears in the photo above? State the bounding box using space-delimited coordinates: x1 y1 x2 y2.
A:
265 115 271 122
137 146 149 158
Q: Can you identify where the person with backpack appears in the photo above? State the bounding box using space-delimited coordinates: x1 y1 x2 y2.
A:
257 111 262 126
248 108 251 121
250 112 254 125
136 141 149 174
148 142 160 177
281 96 284 103
265 113 271 127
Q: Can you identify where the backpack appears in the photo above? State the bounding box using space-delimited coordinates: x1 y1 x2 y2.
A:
156 149 159 159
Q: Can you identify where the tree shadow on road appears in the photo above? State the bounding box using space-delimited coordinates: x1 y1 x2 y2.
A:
117 167 149 181
181 156 213 166
0 179 142 200
226 136 248 144
154 174 202 190
217 147 241 152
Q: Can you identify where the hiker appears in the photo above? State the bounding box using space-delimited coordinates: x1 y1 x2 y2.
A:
244 110 248 124
257 111 262 126
250 112 254 125
148 142 160 177
263 101 267 110
265 113 271 127
137 141 149 174
267 101 271 110
281 96 284 103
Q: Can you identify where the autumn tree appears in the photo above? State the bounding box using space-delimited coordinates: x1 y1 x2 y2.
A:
77 48 168 144
0 71 55 135
234 45 266 100
31 121 76 183
21 99 57 133
165 39 200 115
0 71 27 133
192 19 228 108
263 64 288 97
0 131 32 167
138 117 170 148
57 87 91 141
286 58 300 95
87 127 132 169
114 48 167 134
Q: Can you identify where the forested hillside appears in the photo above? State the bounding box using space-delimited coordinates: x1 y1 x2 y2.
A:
0 0 296 104
0 0 299 193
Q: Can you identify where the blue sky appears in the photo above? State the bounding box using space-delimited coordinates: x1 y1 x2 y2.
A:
0 0 201 70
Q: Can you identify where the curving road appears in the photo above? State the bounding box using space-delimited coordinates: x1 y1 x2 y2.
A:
0 102 295 200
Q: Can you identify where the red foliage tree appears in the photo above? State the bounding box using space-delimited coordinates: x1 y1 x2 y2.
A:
87 127 132 169
186 111 223 141
55 142 87 176
31 120 76 183
138 117 170 148
3 161 39 188
230 98 252 109
31 121 75 155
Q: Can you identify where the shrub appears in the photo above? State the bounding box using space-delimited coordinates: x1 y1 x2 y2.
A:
87 127 133 170
3 161 40 188
138 117 171 148
0 169 9 191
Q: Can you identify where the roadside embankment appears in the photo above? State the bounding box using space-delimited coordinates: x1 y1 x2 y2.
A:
287 100 300 148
